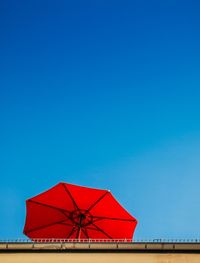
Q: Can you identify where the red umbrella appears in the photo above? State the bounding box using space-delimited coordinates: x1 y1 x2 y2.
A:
23 182 137 240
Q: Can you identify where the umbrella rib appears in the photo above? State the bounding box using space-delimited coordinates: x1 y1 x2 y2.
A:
87 191 109 212
28 200 72 226
81 228 89 239
93 216 137 222
91 222 113 239
66 226 76 239
28 200 71 214
76 227 81 239
62 183 79 210
25 219 71 234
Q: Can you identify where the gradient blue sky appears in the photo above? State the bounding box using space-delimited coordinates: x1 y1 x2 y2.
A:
0 0 200 240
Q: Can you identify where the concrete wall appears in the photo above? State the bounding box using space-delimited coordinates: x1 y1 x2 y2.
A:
0 252 200 263
1 242 200 251
1 242 200 263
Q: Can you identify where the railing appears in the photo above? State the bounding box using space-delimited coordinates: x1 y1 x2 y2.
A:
0 238 200 243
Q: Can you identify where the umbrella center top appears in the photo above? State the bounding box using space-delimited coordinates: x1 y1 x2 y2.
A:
71 209 93 227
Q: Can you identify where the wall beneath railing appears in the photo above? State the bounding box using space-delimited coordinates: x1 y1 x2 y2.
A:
0 252 200 263
0 241 200 263
1 240 200 251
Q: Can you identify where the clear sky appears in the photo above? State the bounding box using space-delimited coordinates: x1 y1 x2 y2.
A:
0 0 200 240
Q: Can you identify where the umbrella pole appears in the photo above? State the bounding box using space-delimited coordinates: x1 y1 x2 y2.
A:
78 227 82 241
77 214 84 241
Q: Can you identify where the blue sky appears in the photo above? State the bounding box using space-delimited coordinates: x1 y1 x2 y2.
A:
0 0 200 240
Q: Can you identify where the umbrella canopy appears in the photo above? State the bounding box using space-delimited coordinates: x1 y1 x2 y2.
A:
23 182 137 240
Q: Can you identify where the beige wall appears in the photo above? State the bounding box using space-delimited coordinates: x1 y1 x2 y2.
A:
1 253 200 263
